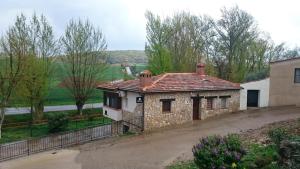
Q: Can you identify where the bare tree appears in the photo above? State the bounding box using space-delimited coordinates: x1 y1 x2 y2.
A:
60 19 107 115
0 15 29 138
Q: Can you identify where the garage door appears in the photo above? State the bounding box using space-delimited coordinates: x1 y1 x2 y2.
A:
247 90 259 107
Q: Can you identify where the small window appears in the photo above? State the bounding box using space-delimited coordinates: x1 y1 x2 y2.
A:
160 99 175 113
221 98 227 109
162 100 171 112
207 98 213 110
295 68 300 83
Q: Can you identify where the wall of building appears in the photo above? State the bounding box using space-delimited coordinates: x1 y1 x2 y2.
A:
122 91 143 120
103 106 122 121
143 90 240 131
240 78 270 110
269 59 300 106
199 90 240 120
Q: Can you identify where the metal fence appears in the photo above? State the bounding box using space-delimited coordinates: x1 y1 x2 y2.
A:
0 123 113 161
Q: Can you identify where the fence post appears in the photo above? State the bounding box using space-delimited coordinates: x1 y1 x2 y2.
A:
111 121 113 136
60 135 63 148
90 127 93 141
27 140 30 155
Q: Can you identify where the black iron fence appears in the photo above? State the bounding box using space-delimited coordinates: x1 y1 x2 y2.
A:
0 116 143 162
0 123 114 161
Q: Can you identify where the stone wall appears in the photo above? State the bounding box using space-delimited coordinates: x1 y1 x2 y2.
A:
144 92 193 130
143 90 240 131
198 90 240 119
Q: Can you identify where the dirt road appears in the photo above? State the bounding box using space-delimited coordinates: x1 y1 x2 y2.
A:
1 106 300 169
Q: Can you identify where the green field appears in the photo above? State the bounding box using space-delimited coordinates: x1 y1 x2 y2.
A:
9 63 147 106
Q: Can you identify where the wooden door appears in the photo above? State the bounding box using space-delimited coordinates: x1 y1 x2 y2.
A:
193 98 200 120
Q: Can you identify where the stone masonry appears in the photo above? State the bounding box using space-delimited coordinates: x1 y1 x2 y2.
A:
143 90 240 131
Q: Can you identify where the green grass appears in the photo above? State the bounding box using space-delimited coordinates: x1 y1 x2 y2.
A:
0 116 111 144
9 64 147 106
3 108 102 124
167 161 197 169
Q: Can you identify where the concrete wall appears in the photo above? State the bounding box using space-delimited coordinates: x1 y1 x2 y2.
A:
143 90 240 131
269 59 300 106
122 92 141 112
240 78 270 110
122 91 143 121
103 106 122 121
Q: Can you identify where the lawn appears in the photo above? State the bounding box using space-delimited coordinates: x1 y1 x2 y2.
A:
3 108 103 124
0 116 112 144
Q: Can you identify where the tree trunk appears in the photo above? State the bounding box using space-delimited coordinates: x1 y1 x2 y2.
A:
76 102 84 116
0 105 5 139
34 101 44 122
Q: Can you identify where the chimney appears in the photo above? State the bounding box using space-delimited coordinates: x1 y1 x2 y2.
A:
139 70 152 88
196 63 205 76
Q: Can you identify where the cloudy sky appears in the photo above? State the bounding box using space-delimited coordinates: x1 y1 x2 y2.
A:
0 0 299 50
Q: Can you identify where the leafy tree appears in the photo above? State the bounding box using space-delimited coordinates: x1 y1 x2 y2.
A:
145 11 215 74
145 11 172 75
0 14 28 138
60 19 107 115
15 14 57 121
215 6 258 82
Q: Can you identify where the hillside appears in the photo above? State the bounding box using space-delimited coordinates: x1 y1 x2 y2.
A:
107 50 147 64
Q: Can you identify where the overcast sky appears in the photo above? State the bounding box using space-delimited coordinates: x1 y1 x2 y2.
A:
0 0 299 50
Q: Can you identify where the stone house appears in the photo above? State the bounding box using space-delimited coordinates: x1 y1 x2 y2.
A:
97 64 241 131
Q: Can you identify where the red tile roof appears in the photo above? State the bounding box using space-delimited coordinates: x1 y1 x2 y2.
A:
97 73 241 93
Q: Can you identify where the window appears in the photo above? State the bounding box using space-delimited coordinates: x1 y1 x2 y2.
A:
206 98 213 110
221 98 227 109
295 68 300 83
104 92 122 109
162 101 171 112
160 99 175 113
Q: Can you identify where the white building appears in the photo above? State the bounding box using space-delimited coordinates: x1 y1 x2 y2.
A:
240 78 270 110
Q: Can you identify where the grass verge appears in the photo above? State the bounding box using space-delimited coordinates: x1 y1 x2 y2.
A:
0 116 111 144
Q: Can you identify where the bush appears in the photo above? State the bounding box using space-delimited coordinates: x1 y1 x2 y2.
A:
268 128 289 148
47 113 69 133
279 137 300 169
192 134 246 169
241 144 279 169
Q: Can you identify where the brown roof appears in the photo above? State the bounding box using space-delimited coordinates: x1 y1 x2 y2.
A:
97 73 241 93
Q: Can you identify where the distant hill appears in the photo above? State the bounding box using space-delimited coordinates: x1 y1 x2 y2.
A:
107 50 147 64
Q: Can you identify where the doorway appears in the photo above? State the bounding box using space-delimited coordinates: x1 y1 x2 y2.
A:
247 90 259 107
193 98 200 120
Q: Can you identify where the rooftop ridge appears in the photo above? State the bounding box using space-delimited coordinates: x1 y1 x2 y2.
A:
142 73 168 91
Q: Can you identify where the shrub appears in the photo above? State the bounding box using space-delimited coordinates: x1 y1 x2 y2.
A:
47 112 69 133
192 134 246 169
279 137 300 169
241 144 279 169
268 128 289 147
